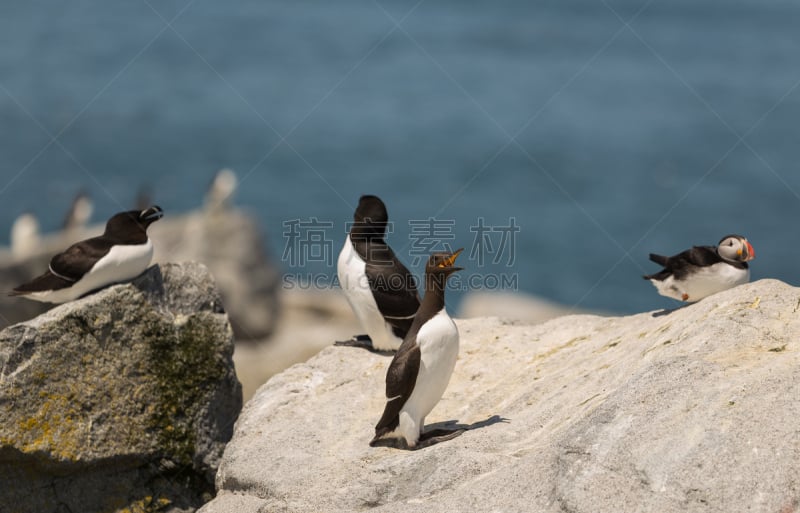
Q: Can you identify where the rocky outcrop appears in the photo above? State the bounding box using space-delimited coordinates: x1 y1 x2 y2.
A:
149 209 280 340
0 207 280 339
200 279 800 513
0 262 242 513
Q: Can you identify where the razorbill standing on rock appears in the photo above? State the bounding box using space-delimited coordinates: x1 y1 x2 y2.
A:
336 195 420 352
643 234 755 302
10 206 164 303
370 249 463 450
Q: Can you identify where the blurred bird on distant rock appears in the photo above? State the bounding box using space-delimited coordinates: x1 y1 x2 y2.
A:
205 168 237 213
62 190 93 231
10 212 40 258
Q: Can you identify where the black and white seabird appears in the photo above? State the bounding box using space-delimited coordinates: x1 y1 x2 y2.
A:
336 195 420 352
370 249 463 450
9 206 164 303
643 234 755 302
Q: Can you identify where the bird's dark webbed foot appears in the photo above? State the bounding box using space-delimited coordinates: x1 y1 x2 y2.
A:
369 436 410 450
415 428 465 449
334 335 396 354
369 429 464 450
334 334 373 349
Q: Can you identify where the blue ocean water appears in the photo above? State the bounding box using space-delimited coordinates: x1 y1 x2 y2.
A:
1 0 799 314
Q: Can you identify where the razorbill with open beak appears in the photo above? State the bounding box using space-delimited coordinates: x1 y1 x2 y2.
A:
336 195 420 352
9 206 164 303
643 234 755 302
370 248 463 450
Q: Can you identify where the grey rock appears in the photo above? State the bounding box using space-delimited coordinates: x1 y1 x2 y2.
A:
200 279 800 513
149 209 281 341
0 262 242 513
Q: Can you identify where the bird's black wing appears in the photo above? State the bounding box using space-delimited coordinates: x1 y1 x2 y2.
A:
10 237 111 295
373 342 421 439
644 245 721 281
365 245 420 338
680 246 723 267
49 237 112 281
10 272 72 294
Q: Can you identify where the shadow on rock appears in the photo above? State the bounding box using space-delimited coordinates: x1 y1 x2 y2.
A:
371 415 509 451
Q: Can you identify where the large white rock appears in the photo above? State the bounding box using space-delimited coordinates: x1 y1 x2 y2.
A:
200 279 800 513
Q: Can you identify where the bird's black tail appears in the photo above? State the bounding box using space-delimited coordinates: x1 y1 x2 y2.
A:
648 253 669 266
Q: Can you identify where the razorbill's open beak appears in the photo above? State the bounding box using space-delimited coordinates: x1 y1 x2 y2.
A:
439 248 464 271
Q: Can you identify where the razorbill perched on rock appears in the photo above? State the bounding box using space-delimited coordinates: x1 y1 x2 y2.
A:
370 248 463 450
10 206 164 303
336 195 420 352
643 234 755 302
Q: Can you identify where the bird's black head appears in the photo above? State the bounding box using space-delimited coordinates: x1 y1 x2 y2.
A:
104 205 163 240
351 195 388 239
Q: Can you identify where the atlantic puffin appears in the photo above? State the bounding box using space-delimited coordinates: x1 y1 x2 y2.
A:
643 234 755 302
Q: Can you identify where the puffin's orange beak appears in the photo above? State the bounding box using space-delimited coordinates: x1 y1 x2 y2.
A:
744 240 755 261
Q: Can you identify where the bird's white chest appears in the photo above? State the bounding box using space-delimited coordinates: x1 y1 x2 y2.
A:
410 309 460 414
337 239 368 297
32 239 154 303
337 239 401 350
89 239 155 283
653 262 750 302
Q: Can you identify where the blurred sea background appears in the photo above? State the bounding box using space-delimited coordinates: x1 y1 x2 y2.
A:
1 0 799 315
